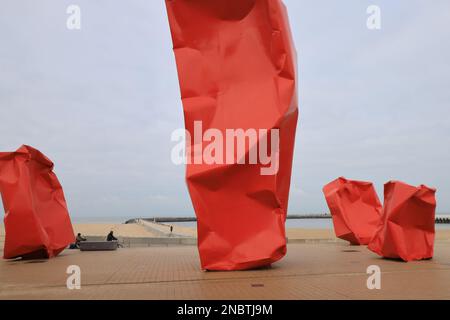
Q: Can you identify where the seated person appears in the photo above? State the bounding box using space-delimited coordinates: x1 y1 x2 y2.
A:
106 230 123 248
107 231 118 242
75 233 87 248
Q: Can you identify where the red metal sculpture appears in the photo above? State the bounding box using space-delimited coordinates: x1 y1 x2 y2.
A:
368 181 436 261
0 145 75 259
323 177 382 245
165 0 298 270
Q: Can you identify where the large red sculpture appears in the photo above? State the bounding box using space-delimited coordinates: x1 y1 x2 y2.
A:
323 177 382 245
0 145 75 259
165 0 298 270
368 181 436 262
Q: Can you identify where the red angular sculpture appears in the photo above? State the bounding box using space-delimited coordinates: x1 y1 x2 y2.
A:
368 181 436 262
0 145 75 259
323 177 382 245
165 0 298 270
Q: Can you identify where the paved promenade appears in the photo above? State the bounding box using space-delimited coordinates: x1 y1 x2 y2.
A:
1 242 449 300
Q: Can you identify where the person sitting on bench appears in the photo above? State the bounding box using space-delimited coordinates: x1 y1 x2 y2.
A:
107 231 117 242
75 233 87 248
106 230 123 248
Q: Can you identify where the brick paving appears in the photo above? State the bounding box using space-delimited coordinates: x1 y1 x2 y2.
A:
0 242 449 300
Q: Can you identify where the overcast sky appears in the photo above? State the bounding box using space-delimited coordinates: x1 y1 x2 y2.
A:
1 0 449 220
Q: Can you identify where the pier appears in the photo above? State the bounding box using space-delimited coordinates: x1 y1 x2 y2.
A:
126 214 450 224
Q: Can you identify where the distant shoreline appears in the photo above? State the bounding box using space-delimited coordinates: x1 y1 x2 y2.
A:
68 214 450 225
69 215 333 224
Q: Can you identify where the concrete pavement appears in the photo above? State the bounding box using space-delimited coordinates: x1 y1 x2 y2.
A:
1 242 449 300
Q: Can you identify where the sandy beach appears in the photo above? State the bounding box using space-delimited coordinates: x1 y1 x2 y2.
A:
1 221 450 251
75 221 450 241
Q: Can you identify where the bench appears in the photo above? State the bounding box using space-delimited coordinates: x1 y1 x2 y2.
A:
79 241 118 251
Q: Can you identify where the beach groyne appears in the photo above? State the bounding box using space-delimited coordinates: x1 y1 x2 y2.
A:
135 219 195 238
127 214 450 224
436 216 450 224
126 214 333 224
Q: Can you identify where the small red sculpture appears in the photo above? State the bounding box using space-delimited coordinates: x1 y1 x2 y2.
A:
368 181 436 261
323 177 382 245
0 145 75 259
